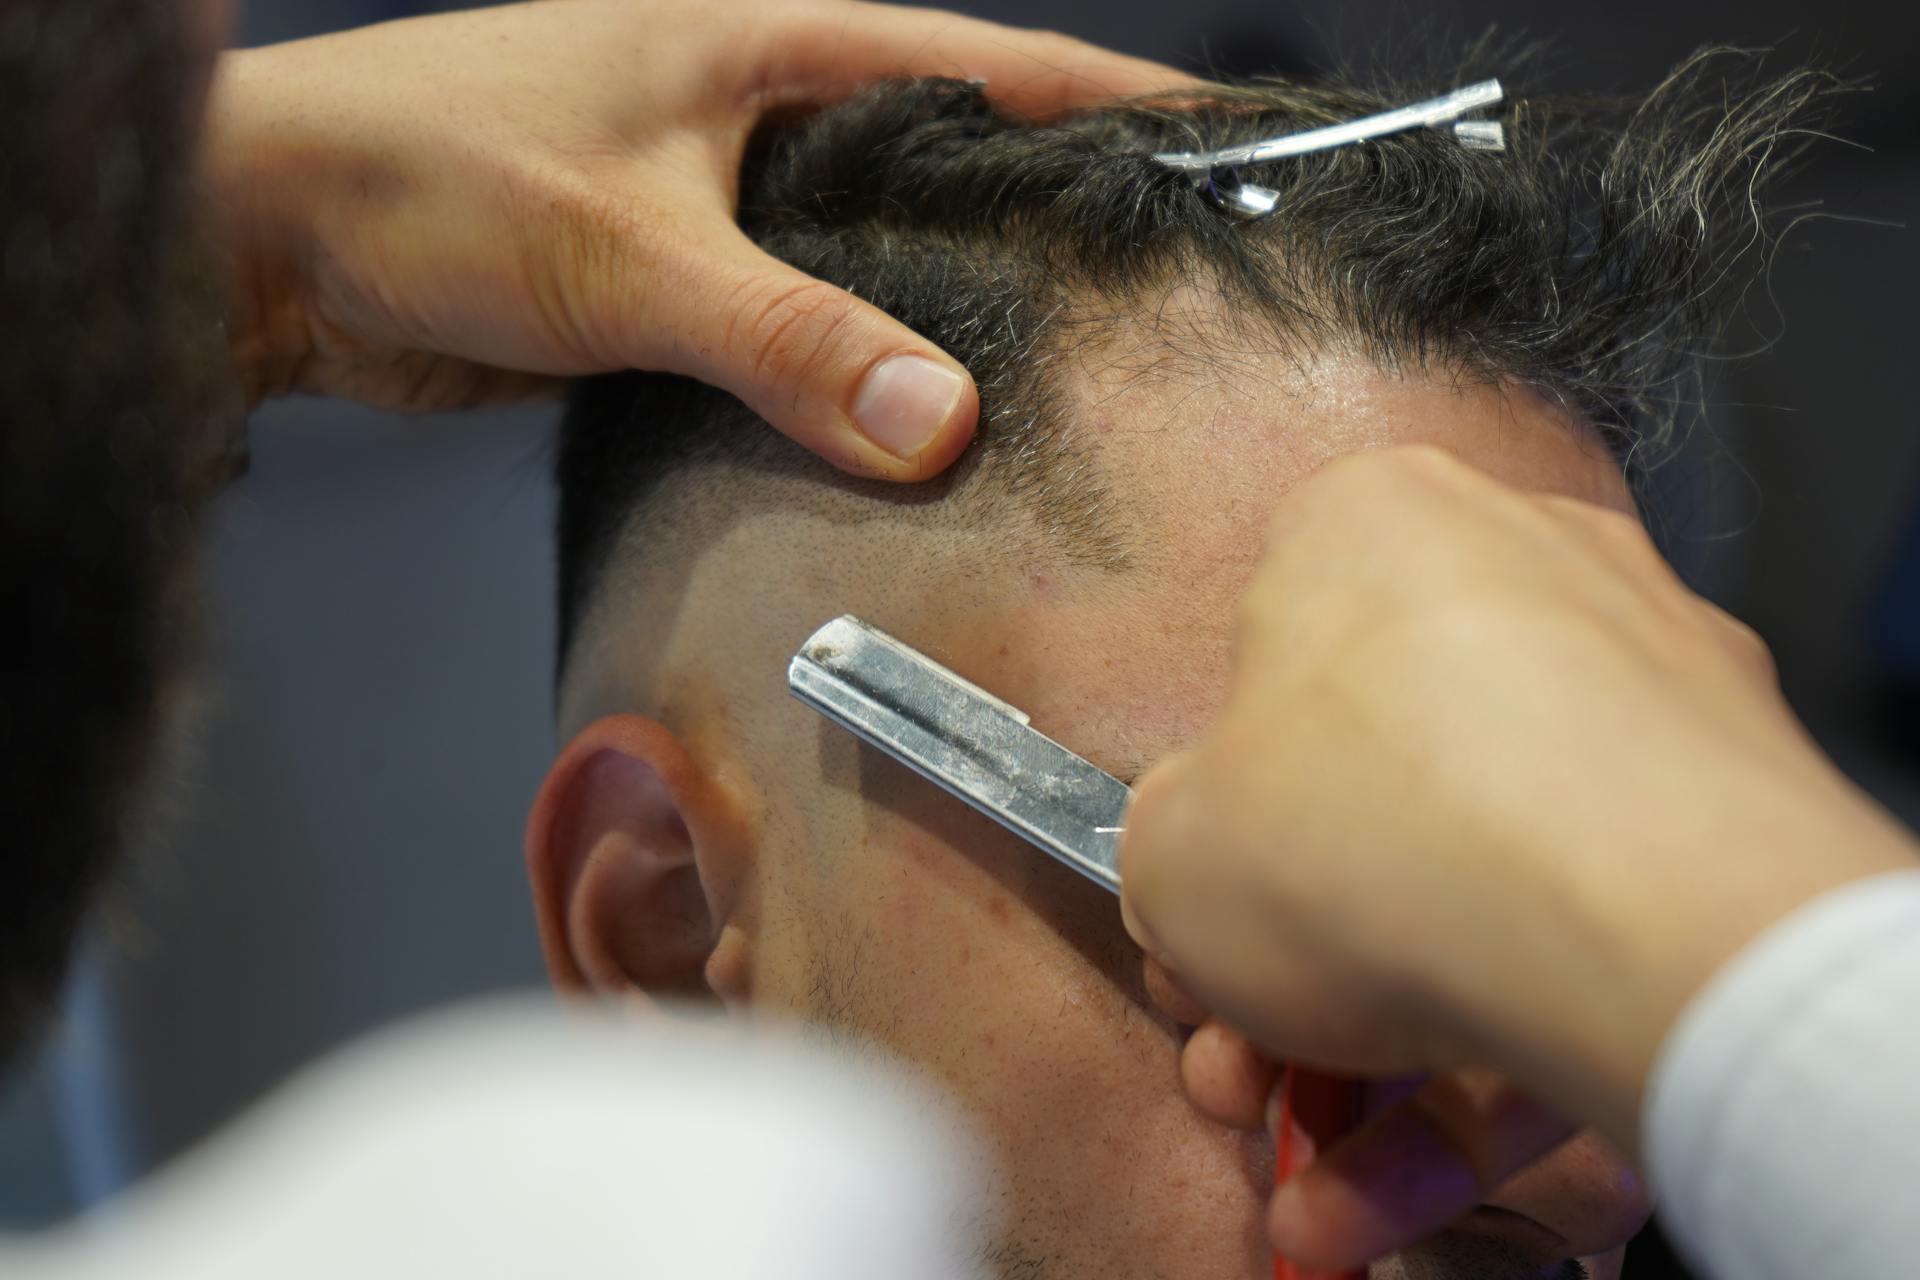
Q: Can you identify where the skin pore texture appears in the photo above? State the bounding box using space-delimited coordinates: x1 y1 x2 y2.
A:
531 320 1653 1279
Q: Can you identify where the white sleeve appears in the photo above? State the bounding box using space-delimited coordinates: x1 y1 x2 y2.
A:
1643 867 1920 1280
5 998 986 1280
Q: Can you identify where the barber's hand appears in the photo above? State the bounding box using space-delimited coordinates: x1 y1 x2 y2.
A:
1119 446 1919 1268
202 0 1186 479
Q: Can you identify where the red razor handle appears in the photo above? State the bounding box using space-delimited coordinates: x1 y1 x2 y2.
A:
1273 1065 1364 1280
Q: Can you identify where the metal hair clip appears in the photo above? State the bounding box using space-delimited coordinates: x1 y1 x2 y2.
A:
1153 79 1508 221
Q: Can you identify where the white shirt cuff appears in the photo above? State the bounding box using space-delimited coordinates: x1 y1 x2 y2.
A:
1644 867 1920 1280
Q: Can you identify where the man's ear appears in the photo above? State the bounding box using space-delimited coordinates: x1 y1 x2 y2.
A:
525 715 750 1008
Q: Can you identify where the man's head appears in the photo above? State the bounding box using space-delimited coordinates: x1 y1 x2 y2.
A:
0 0 234 1063
529 58 1829 1279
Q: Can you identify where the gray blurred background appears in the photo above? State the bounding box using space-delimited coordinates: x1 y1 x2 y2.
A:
2 2 1915 1276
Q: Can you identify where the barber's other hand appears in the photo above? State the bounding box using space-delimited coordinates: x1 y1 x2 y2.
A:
202 0 1186 479
1175 1011 1585 1271
1119 447 1917 1262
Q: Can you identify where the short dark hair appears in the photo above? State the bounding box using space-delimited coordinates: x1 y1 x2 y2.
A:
556 51 1839 667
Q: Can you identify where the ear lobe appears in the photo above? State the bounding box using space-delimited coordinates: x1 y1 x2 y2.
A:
525 715 745 1008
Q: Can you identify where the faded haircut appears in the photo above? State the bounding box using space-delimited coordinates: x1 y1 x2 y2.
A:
555 51 1840 669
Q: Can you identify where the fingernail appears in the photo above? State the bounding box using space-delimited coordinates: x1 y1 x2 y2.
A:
1268 1180 1308 1252
853 354 965 459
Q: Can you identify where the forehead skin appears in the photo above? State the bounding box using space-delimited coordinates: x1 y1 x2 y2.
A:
937 344 1633 780
564 346 1646 1279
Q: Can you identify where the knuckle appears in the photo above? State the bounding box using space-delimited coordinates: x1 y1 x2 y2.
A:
725 275 863 388
1390 442 1461 476
1582 503 1652 546
1716 610 1778 681
1406 1074 1517 1194
1369 442 1465 492
1545 494 1662 563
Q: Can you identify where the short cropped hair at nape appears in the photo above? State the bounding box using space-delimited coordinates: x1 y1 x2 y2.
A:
555 51 1841 669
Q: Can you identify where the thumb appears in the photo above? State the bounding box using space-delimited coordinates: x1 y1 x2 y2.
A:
666 233 978 481
1267 1070 1576 1270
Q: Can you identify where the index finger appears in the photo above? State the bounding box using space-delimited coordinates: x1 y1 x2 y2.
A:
774 2 1202 119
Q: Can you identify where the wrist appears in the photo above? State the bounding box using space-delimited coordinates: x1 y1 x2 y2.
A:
1477 761 1919 1160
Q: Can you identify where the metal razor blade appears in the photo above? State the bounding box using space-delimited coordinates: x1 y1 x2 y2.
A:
787 615 1129 893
